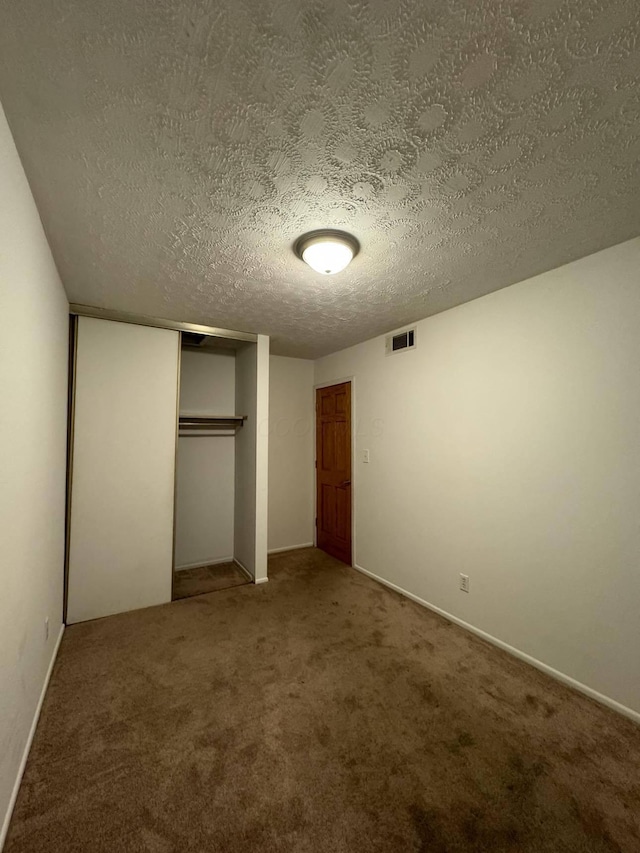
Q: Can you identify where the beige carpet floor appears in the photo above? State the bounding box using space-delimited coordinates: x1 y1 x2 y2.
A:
173 561 249 600
6 548 640 852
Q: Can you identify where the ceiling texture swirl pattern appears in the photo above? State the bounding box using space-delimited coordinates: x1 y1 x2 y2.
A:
0 0 638 356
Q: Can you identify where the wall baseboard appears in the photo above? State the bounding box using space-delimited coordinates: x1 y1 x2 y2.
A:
267 542 314 555
233 559 268 585
233 558 253 582
353 563 640 726
1 624 65 851
175 556 234 571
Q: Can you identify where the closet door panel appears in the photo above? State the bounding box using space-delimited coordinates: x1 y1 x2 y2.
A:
67 317 179 623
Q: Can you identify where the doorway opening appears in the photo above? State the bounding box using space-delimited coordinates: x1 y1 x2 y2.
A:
172 334 255 601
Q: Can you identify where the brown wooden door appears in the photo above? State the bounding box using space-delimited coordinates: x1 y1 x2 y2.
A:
316 382 352 565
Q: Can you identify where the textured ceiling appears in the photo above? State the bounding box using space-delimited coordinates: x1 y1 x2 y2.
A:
0 0 639 357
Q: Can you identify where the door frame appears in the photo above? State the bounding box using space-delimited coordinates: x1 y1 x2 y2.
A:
313 376 356 566
171 335 182 600
62 315 79 624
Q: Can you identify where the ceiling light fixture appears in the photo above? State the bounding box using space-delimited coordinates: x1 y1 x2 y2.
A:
294 229 360 275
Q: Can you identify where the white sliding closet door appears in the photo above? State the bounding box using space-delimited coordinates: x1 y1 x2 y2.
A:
67 317 179 624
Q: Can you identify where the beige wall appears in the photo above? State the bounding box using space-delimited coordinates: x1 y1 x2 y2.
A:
268 356 314 552
315 238 640 719
175 349 236 568
0 104 69 842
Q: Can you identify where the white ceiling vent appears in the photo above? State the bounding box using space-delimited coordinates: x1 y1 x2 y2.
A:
385 327 417 356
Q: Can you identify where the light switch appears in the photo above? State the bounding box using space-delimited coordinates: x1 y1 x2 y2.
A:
363 449 370 463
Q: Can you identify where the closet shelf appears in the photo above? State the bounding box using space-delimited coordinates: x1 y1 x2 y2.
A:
179 415 247 431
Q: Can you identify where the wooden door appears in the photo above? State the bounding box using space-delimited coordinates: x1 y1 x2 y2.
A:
316 382 352 565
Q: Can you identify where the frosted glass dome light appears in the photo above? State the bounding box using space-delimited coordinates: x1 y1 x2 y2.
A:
302 240 353 275
295 230 360 275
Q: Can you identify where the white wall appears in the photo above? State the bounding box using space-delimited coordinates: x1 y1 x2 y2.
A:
268 356 314 552
0 104 68 843
179 347 236 415
315 238 640 719
175 349 236 569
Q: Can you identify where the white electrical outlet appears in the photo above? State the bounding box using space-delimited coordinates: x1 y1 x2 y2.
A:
459 574 470 593
44 617 49 641
363 449 370 463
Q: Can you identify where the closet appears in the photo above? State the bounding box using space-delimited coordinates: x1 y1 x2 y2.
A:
65 310 268 625
173 335 259 598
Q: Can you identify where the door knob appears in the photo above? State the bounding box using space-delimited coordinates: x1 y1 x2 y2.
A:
338 480 351 487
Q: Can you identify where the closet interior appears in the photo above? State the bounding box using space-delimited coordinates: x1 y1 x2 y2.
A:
174 334 251 599
65 311 268 626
